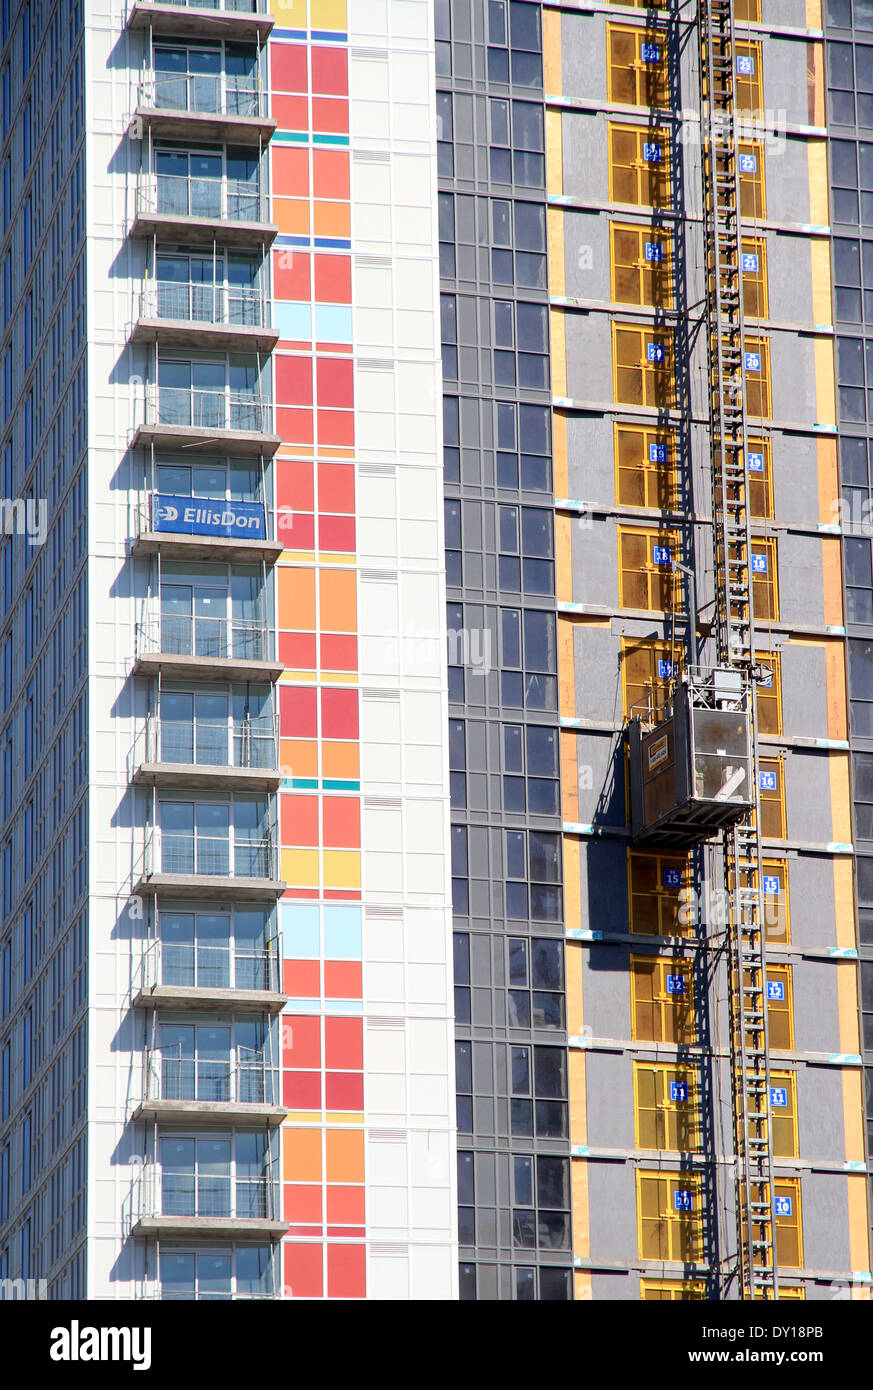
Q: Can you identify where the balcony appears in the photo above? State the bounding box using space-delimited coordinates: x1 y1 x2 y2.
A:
133 491 283 564
133 610 282 683
132 280 278 353
132 382 280 457
134 71 275 145
134 825 284 901
133 936 286 1012
131 711 282 792
131 172 276 246
127 0 275 41
126 1162 287 1241
133 1050 285 1125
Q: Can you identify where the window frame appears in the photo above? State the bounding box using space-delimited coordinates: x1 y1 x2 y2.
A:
612 321 676 407
614 422 679 510
608 121 672 209
627 849 693 936
617 524 683 613
751 536 779 622
610 221 674 308
636 1169 704 1262
630 953 696 1044
633 1060 701 1152
606 23 670 110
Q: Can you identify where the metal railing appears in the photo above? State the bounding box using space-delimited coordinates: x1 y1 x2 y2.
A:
136 172 267 224
139 72 267 120
139 825 279 881
140 0 270 13
139 280 269 329
137 936 282 993
128 1163 281 1225
133 712 279 772
135 610 274 663
138 1284 279 1301
143 383 273 435
142 1046 280 1105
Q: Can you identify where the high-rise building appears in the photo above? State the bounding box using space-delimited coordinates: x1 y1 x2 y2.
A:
1 0 872 1304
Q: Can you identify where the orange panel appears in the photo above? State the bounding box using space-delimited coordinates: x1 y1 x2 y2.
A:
325 1129 365 1183
322 741 359 780
275 200 311 237
280 739 318 778
278 567 316 629
283 1128 323 1182
319 568 356 632
313 201 351 238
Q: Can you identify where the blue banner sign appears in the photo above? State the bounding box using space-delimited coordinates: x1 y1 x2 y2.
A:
153 493 267 540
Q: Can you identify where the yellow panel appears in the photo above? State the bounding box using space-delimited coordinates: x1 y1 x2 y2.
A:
567 935 584 1037
558 612 577 718
826 635 848 741
323 849 361 888
543 5 563 96
828 752 853 847
281 847 319 886
548 206 566 298
546 108 564 199
810 239 833 329
272 0 306 24
847 1173 872 1282
807 140 831 226
550 306 568 397
833 858 856 952
310 0 347 31
817 436 840 527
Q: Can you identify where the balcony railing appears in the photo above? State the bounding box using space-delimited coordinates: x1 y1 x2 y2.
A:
133 713 279 772
137 936 282 994
140 826 279 881
140 0 270 12
139 281 269 330
128 1162 281 1227
136 172 267 224
145 384 272 435
136 611 273 664
138 1283 280 1301
142 1047 280 1106
139 73 268 120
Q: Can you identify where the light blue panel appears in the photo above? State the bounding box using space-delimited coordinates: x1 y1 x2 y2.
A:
281 902 320 958
314 303 353 342
323 904 362 960
274 301 312 341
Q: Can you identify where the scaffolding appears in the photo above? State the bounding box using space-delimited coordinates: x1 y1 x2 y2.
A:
698 0 778 1299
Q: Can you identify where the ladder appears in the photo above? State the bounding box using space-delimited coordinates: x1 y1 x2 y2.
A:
697 0 779 1300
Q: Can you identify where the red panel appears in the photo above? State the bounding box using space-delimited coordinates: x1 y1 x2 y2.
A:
318 513 355 552
276 458 314 511
312 149 350 201
325 1071 364 1111
327 1243 366 1299
324 1017 363 1070
280 685 318 738
285 1244 323 1300
316 357 354 408
272 145 310 197
278 510 314 549
313 253 352 305
277 406 314 446
319 633 357 671
322 796 360 849
326 1184 366 1225
282 793 319 846
311 47 348 96
283 959 321 997
282 1014 321 1067
317 410 355 448
276 354 314 406
279 631 317 669
283 1069 322 1109
320 688 358 739
312 96 349 134
273 249 311 302
284 1184 323 1223
271 43 309 95
271 93 309 132
317 462 355 512
324 960 362 998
